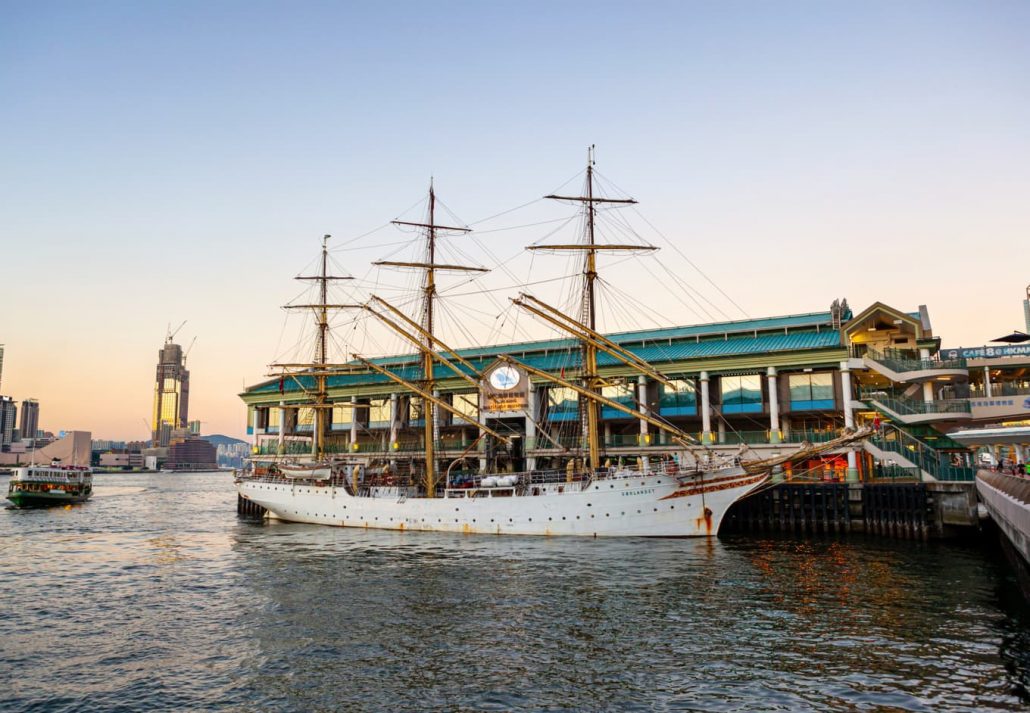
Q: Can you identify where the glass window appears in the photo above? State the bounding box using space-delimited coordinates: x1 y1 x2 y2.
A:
788 373 835 410
548 387 579 411
720 375 762 413
331 404 351 430
601 382 636 420
659 378 696 415
450 393 478 420
297 408 315 426
268 408 281 427
367 398 391 426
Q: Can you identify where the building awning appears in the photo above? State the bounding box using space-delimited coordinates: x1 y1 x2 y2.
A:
991 331 1030 344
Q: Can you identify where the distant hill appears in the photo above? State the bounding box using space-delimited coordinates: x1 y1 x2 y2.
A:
201 434 248 447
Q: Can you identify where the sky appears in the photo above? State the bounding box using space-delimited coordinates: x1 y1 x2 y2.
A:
1 0 1028 441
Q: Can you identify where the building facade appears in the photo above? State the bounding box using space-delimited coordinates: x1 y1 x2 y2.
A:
166 437 217 471
0 396 16 451
151 340 190 447
19 398 39 441
240 300 989 484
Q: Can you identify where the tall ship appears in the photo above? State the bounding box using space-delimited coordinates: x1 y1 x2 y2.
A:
7 463 93 507
235 154 868 536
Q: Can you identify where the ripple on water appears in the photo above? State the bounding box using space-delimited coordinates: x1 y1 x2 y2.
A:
1 472 1030 712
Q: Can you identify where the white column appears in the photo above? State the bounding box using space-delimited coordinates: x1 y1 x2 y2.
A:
920 348 934 403
637 375 649 440
478 398 488 471
349 396 358 449
311 407 319 458
389 393 399 465
767 366 781 444
277 401 286 455
840 362 858 482
717 419 725 445
432 389 441 447
984 366 993 398
700 372 712 443
525 383 537 471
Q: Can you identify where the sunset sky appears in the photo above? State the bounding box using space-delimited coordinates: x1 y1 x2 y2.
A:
2 1 1028 440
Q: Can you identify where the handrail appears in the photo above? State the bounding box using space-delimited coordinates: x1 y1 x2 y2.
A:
865 348 967 373
870 424 975 481
862 390 971 416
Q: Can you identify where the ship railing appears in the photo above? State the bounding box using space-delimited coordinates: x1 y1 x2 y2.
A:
12 471 84 484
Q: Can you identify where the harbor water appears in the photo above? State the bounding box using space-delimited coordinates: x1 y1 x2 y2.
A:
2 472 1030 712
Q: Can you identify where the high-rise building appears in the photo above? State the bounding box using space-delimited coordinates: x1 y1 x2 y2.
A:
1024 284 1029 333
20 398 39 441
0 396 16 451
151 339 190 447
0 344 5 393
188 419 202 435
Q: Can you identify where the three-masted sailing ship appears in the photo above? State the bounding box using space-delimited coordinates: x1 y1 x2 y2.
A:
236 155 869 536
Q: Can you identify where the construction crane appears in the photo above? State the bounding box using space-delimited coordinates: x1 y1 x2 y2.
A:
166 320 187 344
183 336 197 364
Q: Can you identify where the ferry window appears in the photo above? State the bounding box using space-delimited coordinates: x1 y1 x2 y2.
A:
720 375 762 413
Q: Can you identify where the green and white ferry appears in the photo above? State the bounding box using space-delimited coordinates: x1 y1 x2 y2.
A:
6 464 93 507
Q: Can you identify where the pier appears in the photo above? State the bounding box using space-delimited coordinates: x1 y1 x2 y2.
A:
722 480 980 539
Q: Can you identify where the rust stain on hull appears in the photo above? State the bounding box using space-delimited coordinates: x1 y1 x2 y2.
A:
695 507 714 534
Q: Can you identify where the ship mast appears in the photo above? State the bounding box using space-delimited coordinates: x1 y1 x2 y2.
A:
532 147 648 472
375 183 482 497
284 235 355 459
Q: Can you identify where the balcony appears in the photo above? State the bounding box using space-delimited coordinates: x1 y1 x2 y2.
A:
862 348 968 383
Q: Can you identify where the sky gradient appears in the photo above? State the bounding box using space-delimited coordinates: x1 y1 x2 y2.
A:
2 1 1028 440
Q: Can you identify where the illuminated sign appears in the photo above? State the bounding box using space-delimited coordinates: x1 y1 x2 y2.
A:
942 345 1030 359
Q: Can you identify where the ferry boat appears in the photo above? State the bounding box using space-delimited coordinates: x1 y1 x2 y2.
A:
236 153 870 536
6 464 93 507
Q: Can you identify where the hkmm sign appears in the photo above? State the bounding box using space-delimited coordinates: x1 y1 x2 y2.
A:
942 345 1030 359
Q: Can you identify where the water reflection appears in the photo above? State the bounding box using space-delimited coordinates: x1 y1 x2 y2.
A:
1 472 1029 712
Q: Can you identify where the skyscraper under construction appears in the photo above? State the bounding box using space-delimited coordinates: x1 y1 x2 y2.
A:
151 336 190 447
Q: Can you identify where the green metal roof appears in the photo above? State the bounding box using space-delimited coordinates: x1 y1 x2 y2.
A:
247 325 844 398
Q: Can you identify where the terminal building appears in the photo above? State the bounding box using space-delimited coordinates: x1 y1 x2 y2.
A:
241 298 1030 483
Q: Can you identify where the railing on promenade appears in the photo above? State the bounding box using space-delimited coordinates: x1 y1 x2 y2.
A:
968 383 1030 399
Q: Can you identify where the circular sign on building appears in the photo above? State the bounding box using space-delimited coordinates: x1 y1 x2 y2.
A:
488 365 522 391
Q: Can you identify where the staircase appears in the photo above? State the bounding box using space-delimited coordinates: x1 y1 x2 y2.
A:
861 389 972 426
865 422 976 482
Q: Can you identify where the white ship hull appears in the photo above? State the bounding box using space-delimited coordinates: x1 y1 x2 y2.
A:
237 468 767 537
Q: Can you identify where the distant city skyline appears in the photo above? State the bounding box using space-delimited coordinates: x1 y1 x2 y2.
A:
2 1 1028 440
